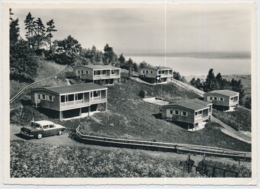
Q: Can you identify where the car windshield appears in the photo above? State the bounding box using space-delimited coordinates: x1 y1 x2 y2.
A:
30 122 41 129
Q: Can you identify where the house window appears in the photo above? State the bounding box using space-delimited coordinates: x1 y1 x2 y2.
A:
86 71 88 74
175 110 179 115
81 70 83 74
230 97 234 100
161 71 165 74
170 110 173 114
76 93 83 100
220 98 224 101
198 111 202 114
38 94 41 99
49 95 53 101
195 112 198 115
111 70 115 74
182 111 187 116
61 96 65 103
97 71 101 75
209 97 213 100
94 71 97 75
103 70 106 75
78 70 80 74
68 94 74 101
143 71 145 74
151 71 153 73
158 71 161 74
146 71 148 73
214 97 217 100
42 94 46 100
93 91 99 97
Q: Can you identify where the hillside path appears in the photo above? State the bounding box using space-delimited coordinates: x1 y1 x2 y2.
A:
211 116 251 144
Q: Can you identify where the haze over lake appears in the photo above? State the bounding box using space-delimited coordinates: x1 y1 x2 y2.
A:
125 52 251 77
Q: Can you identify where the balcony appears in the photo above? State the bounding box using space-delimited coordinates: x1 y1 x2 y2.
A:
60 100 90 111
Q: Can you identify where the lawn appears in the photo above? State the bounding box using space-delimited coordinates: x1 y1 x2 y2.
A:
10 140 201 178
213 107 251 132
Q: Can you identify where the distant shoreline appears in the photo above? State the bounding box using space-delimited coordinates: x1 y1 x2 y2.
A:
125 52 251 60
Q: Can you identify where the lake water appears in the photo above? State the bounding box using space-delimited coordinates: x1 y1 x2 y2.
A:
125 55 251 77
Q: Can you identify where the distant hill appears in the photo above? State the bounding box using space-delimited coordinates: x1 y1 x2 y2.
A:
125 51 251 59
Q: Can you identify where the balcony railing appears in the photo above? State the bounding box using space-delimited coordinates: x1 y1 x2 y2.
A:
195 115 208 120
60 101 91 110
94 74 120 79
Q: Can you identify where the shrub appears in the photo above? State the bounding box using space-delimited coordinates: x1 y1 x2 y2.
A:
139 90 146 98
10 140 202 178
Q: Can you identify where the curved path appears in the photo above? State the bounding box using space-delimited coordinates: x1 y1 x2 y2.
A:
211 116 251 144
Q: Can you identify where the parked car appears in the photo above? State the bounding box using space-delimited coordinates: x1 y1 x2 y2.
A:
20 120 65 139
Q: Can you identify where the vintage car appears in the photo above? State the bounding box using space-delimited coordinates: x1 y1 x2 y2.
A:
20 120 66 139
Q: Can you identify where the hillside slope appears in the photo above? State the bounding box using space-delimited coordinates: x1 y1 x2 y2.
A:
77 79 251 152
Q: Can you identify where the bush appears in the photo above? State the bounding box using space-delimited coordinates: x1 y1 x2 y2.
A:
139 90 146 98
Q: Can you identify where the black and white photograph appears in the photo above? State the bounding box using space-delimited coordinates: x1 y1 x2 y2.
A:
3 1 257 185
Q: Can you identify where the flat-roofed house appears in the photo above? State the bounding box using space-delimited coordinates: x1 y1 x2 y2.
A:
161 99 212 129
73 65 121 85
31 83 107 120
138 66 173 83
204 90 239 110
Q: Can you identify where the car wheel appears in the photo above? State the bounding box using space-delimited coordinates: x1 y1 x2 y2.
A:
58 130 62 136
37 134 42 139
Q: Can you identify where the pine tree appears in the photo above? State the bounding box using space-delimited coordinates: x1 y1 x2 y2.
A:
215 73 223 89
118 53 125 64
103 44 115 64
10 18 20 45
204 69 218 92
24 12 36 48
34 18 46 49
231 79 245 105
46 19 57 50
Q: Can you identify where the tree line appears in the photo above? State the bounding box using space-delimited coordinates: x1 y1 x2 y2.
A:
190 69 251 109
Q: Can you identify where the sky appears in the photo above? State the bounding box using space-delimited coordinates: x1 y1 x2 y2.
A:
12 3 252 55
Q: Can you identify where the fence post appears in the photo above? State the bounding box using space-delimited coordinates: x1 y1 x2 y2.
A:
223 170 226 178
212 167 216 177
